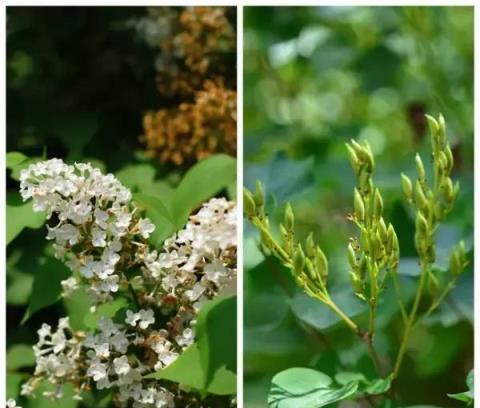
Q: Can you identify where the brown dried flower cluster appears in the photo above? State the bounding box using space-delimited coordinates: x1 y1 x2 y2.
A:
138 7 237 165
142 79 236 165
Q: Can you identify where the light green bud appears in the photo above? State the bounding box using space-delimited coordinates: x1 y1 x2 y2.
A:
415 153 426 181
373 188 384 219
425 114 439 136
438 114 446 146
293 245 305 274
449 248 462 277
305 233 315 257
284 203 294 231
443 178 454 203
243 188 256 217
363 141 375 171
415 212 429 236
445 144 454 172
254 180 264 208
314 247 328 279
401 173 413 202
415 181 428 210
350 271 365 298
378 218 388 243
354 188 365 222
346 143 359 173
347 243 357 269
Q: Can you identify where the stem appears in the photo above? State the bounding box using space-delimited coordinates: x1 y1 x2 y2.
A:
253 218 291 263
414 277 458 328
390 269 408 324
392 262 429 379
323 296 360 334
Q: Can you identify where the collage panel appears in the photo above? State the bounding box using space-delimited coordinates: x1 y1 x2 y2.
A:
6 6 237 408
243 6 474 408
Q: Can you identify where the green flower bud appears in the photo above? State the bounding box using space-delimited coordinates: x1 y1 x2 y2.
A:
373 188 384 219
346 143 359 174
305 233 315 257
449 248 462 277
415 181 428 210
363 141 375 171
243 188 256 217
443 177 454 203
354 188 365 222
304 258 317 282
425 114 439 136
350 271 365 298
415 212 429 236
347 243 357 269
284 203 294 231
314 247 328 279
438 114 446 146
293 245 305 274
415 153 426 181
254 180 264 208
445 144 454 172
378 217 388 243
401 173 413 202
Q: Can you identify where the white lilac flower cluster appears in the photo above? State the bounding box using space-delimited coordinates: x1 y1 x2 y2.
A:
19 159 156 305
16 159 236 407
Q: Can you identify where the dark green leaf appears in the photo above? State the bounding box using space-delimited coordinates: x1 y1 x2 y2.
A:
22 257 70 323
7 344 35 369
83 297 129 329
7 193 45 245
196 296 237 391
173 154 236 228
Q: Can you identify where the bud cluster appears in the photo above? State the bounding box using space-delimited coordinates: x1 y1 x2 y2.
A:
400 114 466 287
244 182 332 304
346 140 400 306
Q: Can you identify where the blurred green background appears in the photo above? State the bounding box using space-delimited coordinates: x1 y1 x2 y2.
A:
6 7 236 407
244 6 473 408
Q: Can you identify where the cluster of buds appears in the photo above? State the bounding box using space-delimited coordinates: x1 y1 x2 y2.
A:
16 159 237 407
244 182 331 303
345 140 400 307
400 114 466 289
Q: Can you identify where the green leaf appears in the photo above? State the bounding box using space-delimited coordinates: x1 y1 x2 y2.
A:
448 369 474 404
133 192 175 246
116 164 156 192
245 153 314 205
28 382 78 408
7 192 45 245
335 372 367 385
8 156 44 181
268 368 359 408
145 343 236 395
7 269 34 305
63 287 92 331
289 285 367 331
83 297 129 329
173 154 236 227
6 151 28 168
7 344 35 370
55 113 98 160
6 372 26 401
196 296 237 391
22 257 70 323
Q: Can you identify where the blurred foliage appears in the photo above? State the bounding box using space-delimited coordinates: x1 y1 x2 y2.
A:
6 6 236 408
244 6 473 408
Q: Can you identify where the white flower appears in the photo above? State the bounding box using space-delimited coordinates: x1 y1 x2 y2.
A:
93 343 110 359
125 310 140 326
91 227 107 247
87 360 108 381
176 328 195 348
138 218 155 238
7 398 21 408
113 355 131 376
138 309 155 329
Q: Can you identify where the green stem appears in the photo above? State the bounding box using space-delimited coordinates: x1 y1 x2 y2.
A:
128 282 141 310
390 269 408 324
392 262 429 379
252 218 291 263
323 296 360 335
414 277 458 328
